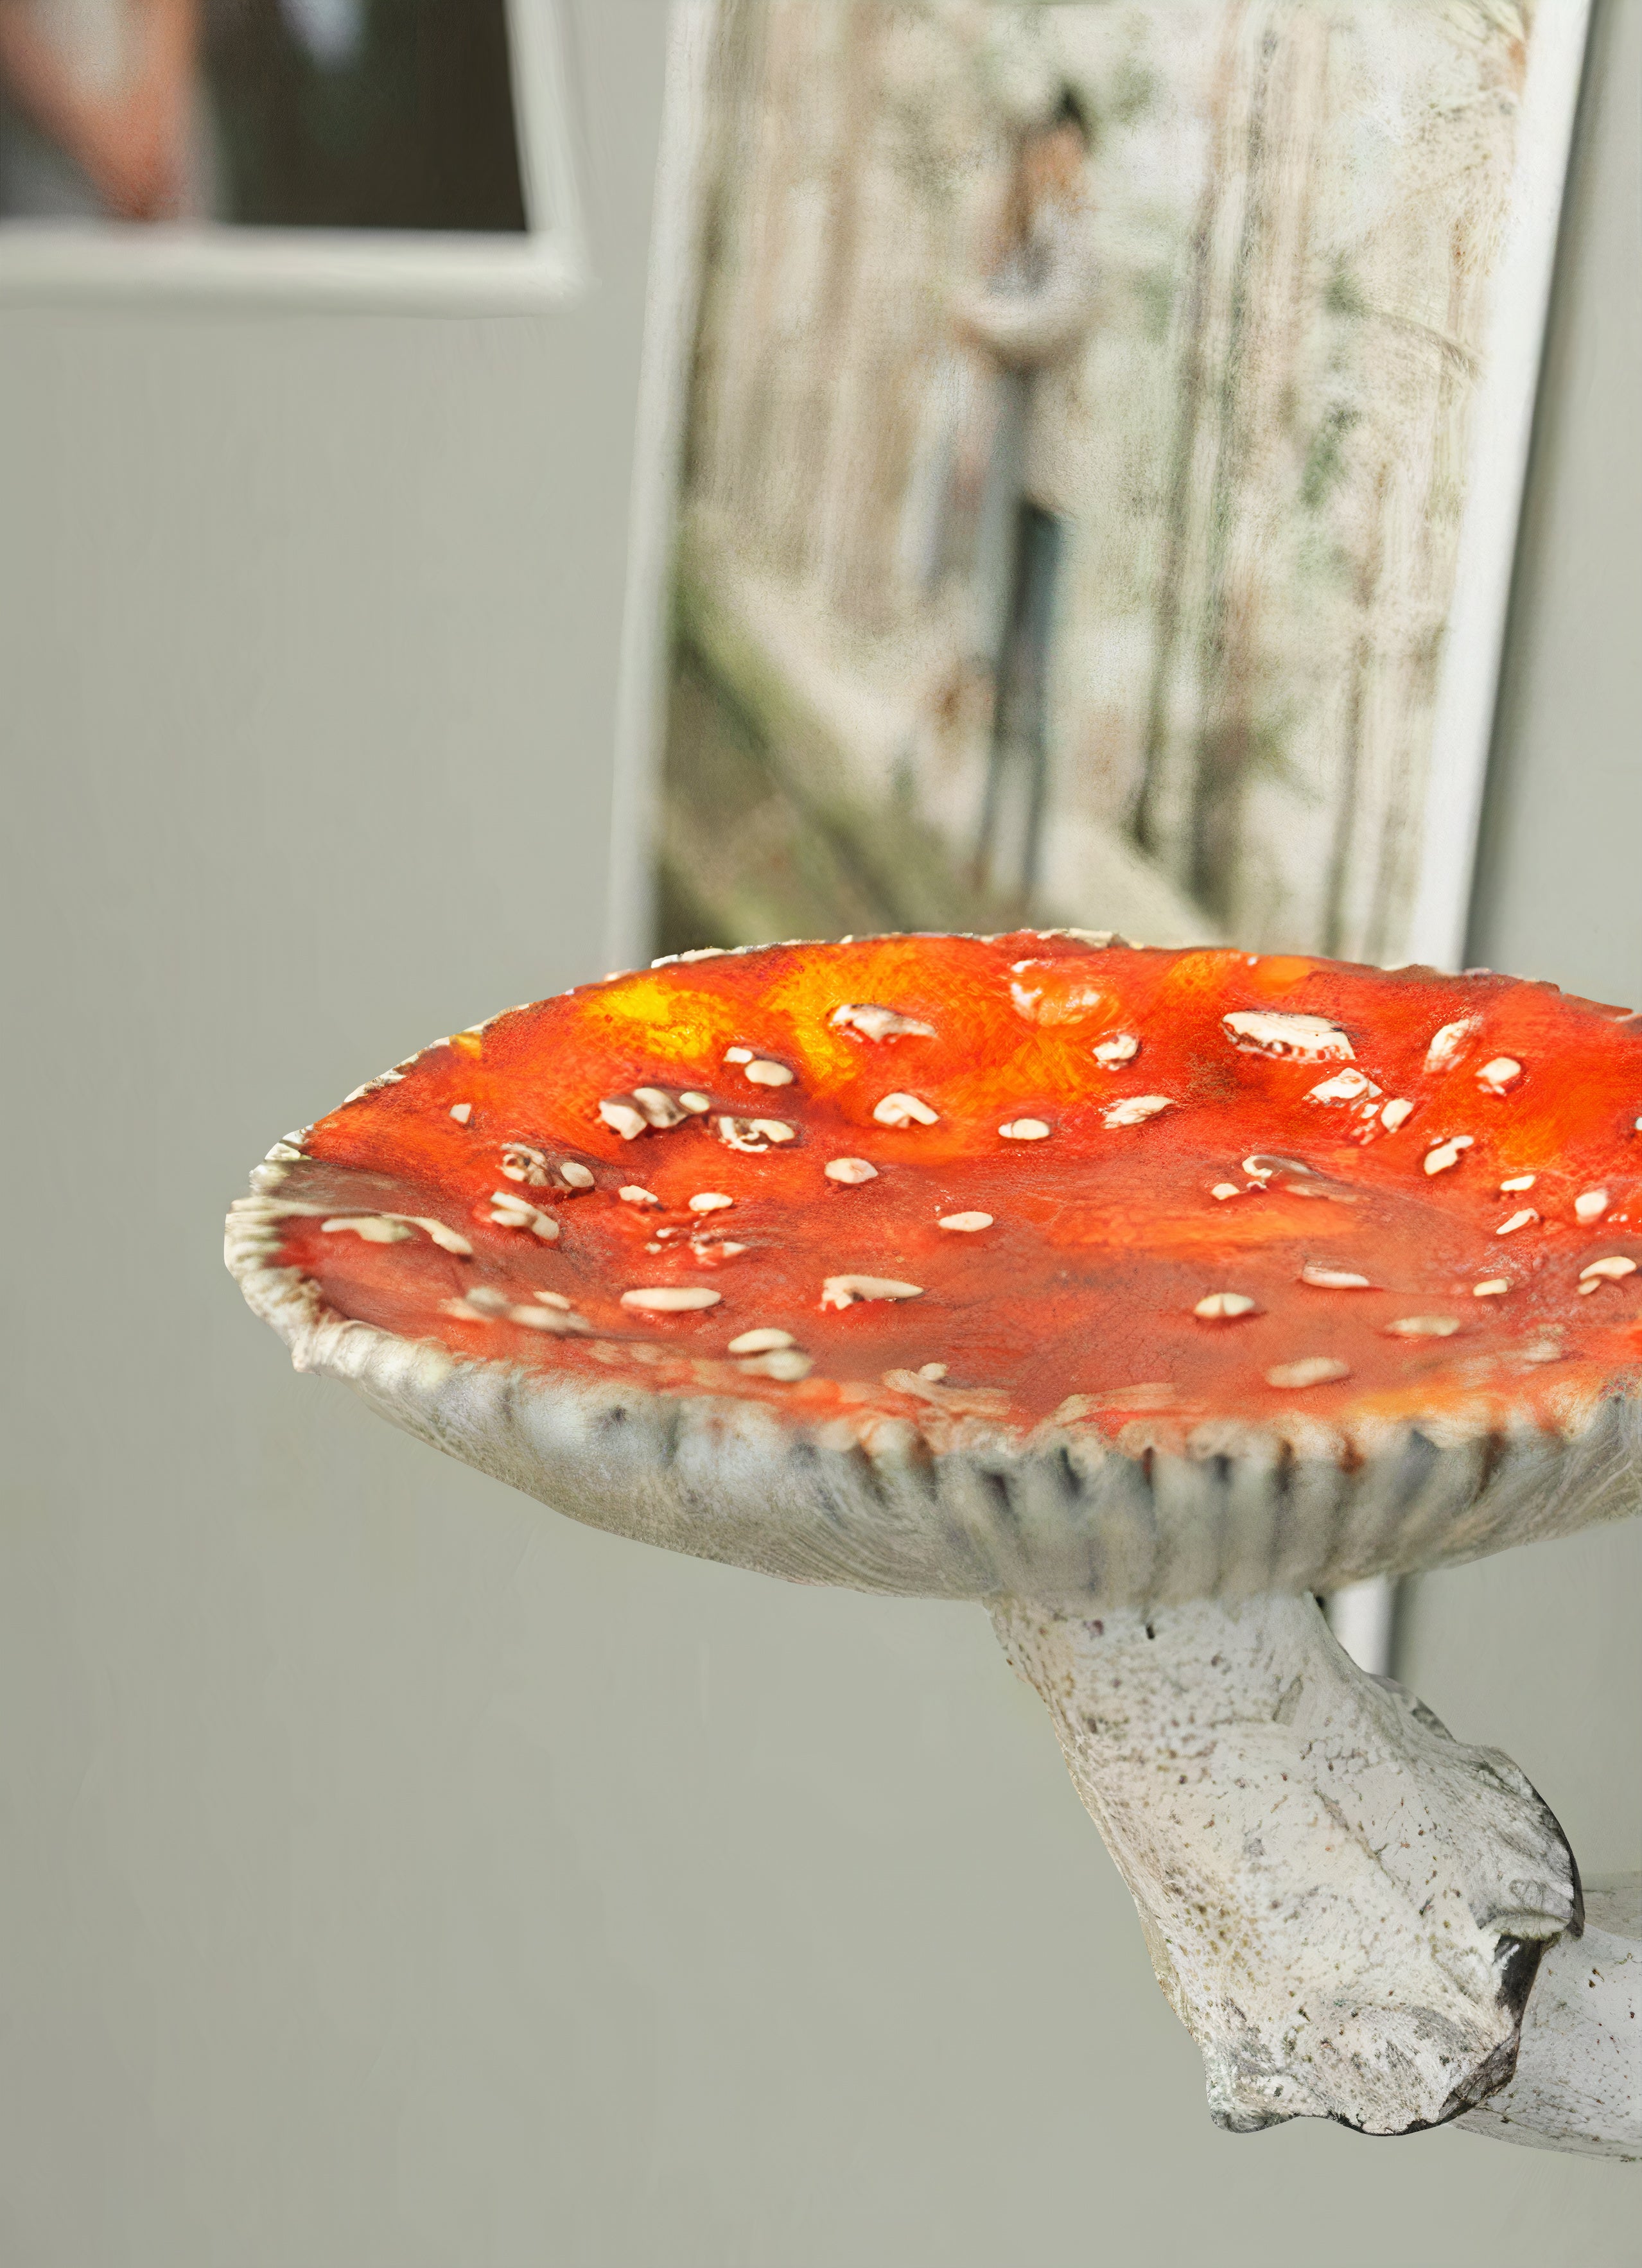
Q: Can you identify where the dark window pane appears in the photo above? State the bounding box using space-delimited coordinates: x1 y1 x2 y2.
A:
205 0 527 232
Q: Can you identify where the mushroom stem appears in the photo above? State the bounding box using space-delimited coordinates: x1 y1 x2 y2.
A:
992 1591 1580 2136
1453 1875 1641 2159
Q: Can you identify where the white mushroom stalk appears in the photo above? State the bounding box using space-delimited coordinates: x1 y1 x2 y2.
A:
1454 1874 1640 2158
993 1592 1580 2136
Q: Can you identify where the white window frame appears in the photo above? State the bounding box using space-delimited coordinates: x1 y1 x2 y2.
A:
0 0 584 311
1406 0 1594 971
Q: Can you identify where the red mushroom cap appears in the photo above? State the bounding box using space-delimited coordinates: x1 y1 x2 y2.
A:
227 936 1642 1606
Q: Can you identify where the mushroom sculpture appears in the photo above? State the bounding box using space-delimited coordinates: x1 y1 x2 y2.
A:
227 936 1641 2152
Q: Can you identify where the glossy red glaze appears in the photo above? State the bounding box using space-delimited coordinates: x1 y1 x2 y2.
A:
264 937 1642 1444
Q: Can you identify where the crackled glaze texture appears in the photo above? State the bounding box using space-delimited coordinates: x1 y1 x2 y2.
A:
995 1594 1578 2137
227 934 1642 1605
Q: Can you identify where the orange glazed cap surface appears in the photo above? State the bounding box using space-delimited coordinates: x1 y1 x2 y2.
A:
227 935 1642 1607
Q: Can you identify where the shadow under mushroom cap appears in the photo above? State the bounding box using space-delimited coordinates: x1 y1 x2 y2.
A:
226 934 1642 1607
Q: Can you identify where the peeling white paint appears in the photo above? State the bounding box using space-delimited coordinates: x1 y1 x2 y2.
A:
321 1216 412 1244
1222 1011 1354 1062
1425 1016 1483 1072
820 1275 922 1309
873 1092 938 1128
830 1002 936 1041
1105 1095 1173 1128
621 1286 722 1313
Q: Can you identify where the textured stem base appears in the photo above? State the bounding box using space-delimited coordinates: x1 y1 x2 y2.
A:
993 1592 1579 2136
1454 1876 1640 2159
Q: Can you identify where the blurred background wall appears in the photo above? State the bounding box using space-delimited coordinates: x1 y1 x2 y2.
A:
0 4 1635 2265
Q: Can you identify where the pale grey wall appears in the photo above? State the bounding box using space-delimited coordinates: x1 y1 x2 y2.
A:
1 6 1636 2267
